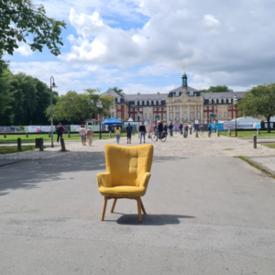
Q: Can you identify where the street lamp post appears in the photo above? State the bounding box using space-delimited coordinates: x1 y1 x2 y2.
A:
234 94 238 137
97 99 103 139
50 76 57 148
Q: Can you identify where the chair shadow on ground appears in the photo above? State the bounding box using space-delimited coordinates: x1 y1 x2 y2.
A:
111 213 196 225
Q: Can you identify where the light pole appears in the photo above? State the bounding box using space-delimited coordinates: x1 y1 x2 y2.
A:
234 94 238 137
50 76 57 148
97 98 103 139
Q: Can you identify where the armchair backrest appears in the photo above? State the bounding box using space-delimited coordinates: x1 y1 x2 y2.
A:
105 144 153 187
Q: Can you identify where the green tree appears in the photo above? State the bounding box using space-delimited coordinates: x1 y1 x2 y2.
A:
46 89 114 124
238 83 275 133
109 87 125 95
201 85 230 93
0 0 66 56
0 59 12 116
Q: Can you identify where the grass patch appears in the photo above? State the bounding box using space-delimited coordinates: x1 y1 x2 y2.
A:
0 133 130 144
220 130 275 138
262 144 275 149
223 148 234 150
0 145 48 154
238 156 275 179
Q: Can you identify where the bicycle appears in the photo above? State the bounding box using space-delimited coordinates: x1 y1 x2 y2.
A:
151 131 167 142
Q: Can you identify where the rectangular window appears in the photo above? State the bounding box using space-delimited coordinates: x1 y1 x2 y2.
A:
118 112 121 118
135 108 137 111
183 113 187 120
130 108 133 111
176 113 179 120
112 112 114 117
169 106 173 111
197 106 201 110
219 112 222 119
198 112 201 119
149 108 152 111
176 106 179 110
229 106 232 109
224 112 227 119
190 106 194 110
164 108 166 111
139 108 142 111
158 113 162 120
118 105 121 109
149 113 152 120
140 114 143 120
183 106 187 110
204 112 207 118
219 106 221 109
214 106 217 110
144 101 147 105
163 113 166 119
176 92 179 97
145 114 147 120
154 100 156 105
209 106 212 110
117 98 120 103
170 113 173 120
204 106 207 110
191 112 194 119
229 112 232 118
135 114 138 121
111 105 115 109
135 101 137 105
144 108 147 112
159 107 162 111
154 108 157 111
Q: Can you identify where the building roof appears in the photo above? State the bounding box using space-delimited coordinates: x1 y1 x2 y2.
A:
102 89 125 98
169 86 198 93
124 93 166 101
203 91 246 99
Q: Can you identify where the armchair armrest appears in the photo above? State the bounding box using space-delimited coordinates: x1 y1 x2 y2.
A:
140 172 151 190
97 173 112 188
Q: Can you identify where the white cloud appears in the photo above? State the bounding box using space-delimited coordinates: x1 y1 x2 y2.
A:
122 83 176 95
14 43 34 56
203 14 220 28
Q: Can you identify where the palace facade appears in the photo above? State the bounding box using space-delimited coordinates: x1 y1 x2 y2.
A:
90 73 246 125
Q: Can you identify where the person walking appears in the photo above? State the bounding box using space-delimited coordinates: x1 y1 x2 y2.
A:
164 123 168 135
56 123 64 143
157 120 163 137
184 123 189 137
168 122 173 136
86 126 94 146
126 123 133 144
79 124 87 146
114 124 122 144
179 123 183 135
207 123 212 137
139 122 146 144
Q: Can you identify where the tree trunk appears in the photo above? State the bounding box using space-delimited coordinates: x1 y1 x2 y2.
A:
267 115 271 133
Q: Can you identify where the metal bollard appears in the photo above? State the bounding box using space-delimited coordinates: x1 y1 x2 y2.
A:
109 131 111 138
257 129 260 135
26 132 29 138
17 138 22 151
228 129 231 137
39 138 44 151
35 138 39 148
68 131 71 138
217 129 220 137
4 133 6 138
253 135 257 149
190 128 192 135
48 132 51 138
195 129 198 138
61 138 66 151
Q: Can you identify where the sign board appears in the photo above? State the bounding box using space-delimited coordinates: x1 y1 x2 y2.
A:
0 126 11 133
25 126 41 133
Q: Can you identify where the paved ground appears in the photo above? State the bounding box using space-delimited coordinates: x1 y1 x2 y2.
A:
1 133 275 274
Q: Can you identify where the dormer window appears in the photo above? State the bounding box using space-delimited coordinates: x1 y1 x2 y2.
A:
176 92 179 97
190 92 194 96
117 97 120 103
154 100 156 105
144 101 147 105
135 101 137 105
139 101 142 105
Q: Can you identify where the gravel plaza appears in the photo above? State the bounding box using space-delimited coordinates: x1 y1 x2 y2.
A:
1 133 275 274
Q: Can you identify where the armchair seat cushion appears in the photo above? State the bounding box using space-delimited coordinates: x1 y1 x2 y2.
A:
99 185 146 198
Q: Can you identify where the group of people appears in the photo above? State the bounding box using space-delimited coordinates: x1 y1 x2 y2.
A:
79 125 95 146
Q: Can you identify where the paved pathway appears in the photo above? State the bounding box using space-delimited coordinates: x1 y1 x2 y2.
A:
1 131 275 160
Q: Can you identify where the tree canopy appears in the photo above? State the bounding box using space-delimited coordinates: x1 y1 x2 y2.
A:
46 89 115 124
0 0 66 56
238 83 275 132
110 87 125 95
201 85 230 93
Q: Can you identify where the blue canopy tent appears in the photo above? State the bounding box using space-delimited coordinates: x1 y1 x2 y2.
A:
100 117 123 125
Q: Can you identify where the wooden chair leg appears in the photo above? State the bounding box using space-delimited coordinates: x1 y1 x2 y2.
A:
137 197 142 222
110 198 117 213
101 197 108 221
140 198 146 214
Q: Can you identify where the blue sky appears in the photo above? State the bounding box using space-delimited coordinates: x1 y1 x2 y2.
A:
8 0 275 95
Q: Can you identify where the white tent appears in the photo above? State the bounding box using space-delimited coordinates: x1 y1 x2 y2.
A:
230 116 261 123
127 117 133 122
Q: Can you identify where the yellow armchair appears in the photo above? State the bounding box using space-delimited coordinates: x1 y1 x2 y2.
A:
97 144 153 222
